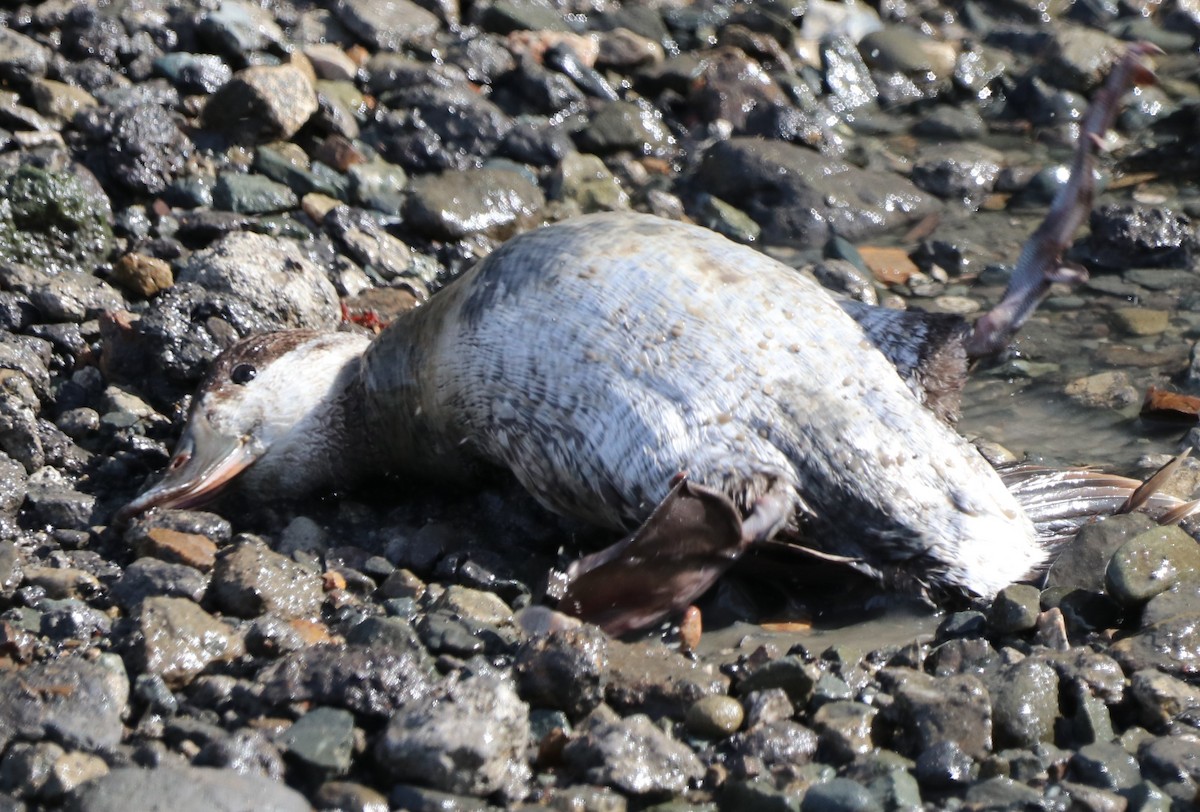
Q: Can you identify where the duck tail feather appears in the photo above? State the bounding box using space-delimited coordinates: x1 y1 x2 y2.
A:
999 457 1198 547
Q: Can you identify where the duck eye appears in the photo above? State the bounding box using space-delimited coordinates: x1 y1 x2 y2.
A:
230 364 257 385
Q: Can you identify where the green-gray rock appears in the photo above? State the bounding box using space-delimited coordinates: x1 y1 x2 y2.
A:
0 163 113 274
988 584 1041 633
1106 525 1200 605
686 695 745 738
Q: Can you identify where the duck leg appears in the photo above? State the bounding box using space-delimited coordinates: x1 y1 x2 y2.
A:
966 42 1160 361
556 478 792 636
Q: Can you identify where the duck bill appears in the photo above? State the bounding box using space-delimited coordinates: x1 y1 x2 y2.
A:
118 413 258 522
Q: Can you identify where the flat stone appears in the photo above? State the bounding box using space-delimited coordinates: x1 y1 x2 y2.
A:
211 537 324 619
259 644 434 718
0 654 128 752
1130 669 1200 730
63 766 309 812
134 597 243 685
1111 307 1170 337
695 138 936 245
989 658 1059 749
1046 513 1156 592
604 638 730 719
883 668 992 759
333 0 440 51
404 168 544 240
134 527 218 571
281 706 356 773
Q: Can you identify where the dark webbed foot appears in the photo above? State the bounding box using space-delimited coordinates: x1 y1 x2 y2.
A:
966 42 1162 361
556 477 792 636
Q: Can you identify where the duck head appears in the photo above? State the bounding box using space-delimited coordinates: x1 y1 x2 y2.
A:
120 330 371 520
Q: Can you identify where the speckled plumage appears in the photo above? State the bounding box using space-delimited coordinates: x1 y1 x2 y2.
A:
357 213 1044 597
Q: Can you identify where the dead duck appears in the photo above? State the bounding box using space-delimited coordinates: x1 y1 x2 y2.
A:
123 44 1183 635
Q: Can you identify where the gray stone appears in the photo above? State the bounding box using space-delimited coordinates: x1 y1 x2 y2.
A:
404 168 544 240
574 101 671 155
1106 525 1200 605
0 740 64 800
1070 741 1141 790
812 701 878 762
211 173 298 214
515 625 608 720
312 781 389 812
1130 669 1200 730
174 231 340 329
0 263 122 324
0 655 127 752
884 668 992 759
730 719 819 775
962 776 1041 809
1137 736 1200 797
737 655 816 705
990 658 1059 749
198 0 286 56
911 144 1003 209
260 644 434 718
110 558 208 609
550 153 630 212
988 584 1042 633
134 597 243 685
0 28 51 84
604 638 729 719
63 766 309 812
562 708 703 796
348 161 408 216
211 537 324 619
694 138 936 245
1046 513 1156 592
333 0 440 50
800 777 883 812
377 674 530 800
282 707 356 773
203 64 318 142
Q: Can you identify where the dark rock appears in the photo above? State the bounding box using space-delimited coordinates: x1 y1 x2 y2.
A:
1112 612 1200 677
729 719 819 776
1137 736 1200 796
211 173 298 215
153 53 232 95
197 0 286 57
989 584 1042 633
63 766 309 812
694 138 935 245
0 654 127 752
0 262 123 324
911 144 1002 209
333 0 440 51
1070 741 1141 790
259 644 435 718
376 674 530 800
800 777 883 812
882 668 992 759
562 706 703 796
515 625 608 719
1130 669 1200 731
1046 513 1156 592
913 740 974 789
812 701 878 762
574 100 671 156
1081 204 1198 270
111 557 208 609
371 84 512 173
737 655 815 705
193 730 285 780
313 781 389 812
989 658 1059 749
962 776 1041 809
78 104 192 197
322 206 421 286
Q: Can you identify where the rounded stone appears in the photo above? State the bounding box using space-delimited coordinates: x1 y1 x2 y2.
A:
1106 526 1200 605
685 695 745 738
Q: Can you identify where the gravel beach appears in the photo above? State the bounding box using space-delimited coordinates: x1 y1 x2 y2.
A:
1 0 1200 810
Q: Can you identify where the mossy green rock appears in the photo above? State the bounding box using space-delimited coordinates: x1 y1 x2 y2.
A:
0 163 113 273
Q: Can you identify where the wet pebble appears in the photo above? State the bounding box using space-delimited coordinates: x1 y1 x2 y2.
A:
376 674 530 801
404 167 544 240
685 694 745 738
562 706 703 796
0 655 128 752
259 644 434 717
1106 525 1200 606
202 63 318 142
988 583 1041 633
210 536 323 619
882 668 992 759
281 706 356 774
515 625 608 719
990 658 1059 749
134 596 243 685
